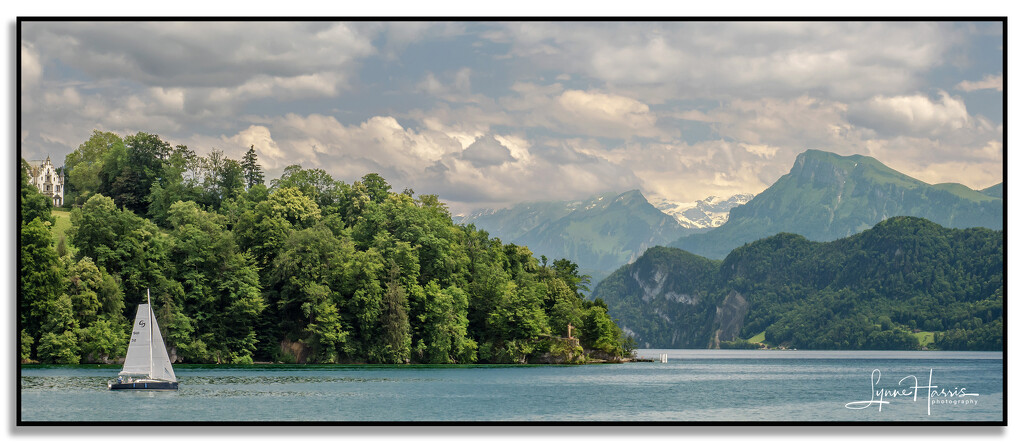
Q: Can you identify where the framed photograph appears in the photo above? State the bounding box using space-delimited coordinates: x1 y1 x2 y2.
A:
17 17 1005 426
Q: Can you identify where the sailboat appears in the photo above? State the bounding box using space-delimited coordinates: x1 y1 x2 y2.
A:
108 289 178 391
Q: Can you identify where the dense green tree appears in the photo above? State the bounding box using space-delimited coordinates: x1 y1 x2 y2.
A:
64 131 124 205
552 258 590 296
360 173 392 204
20 219 64 355
484 280 550 363
165 306 205 362
20 330 34 363
235 187 322 271
581 305 622 356
414 282 477 363
68 194 171 305
463 229 509 339
545 278 584 340
36 293 81 364
301 282 349 363
375 263 412 363
196 149 246 210
147 145 204 226
271 165 342 210
66 196 120 268
97 141 133 209
267 225 357 362
346 248 388 360
164 200 265 363
37 330 81 364
126 132 172 177
78 318 127 363
99 132 172 214
64 257 123 325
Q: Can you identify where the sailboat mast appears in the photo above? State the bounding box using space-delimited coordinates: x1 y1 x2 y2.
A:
148 288 153 379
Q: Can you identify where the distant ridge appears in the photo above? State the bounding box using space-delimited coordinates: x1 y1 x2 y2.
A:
981 182 1003 199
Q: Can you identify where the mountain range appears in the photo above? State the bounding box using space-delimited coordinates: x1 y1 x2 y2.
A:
457 190 756 284
458 190 692 283
457 148 1003 314
669 149 1004 259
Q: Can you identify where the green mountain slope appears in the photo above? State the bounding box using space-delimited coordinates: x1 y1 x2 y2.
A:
670 150 1004 259
594 217 1003 350
981 182 1004 199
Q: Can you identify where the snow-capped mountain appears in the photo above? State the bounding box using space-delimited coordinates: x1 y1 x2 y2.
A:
651 194 754 229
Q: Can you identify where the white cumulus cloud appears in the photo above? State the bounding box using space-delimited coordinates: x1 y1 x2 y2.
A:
224 125 286 169
848 91 972 138
554 90 666 139
956 74 1003 92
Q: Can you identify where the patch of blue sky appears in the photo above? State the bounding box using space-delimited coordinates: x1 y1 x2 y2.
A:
924 22 1003 122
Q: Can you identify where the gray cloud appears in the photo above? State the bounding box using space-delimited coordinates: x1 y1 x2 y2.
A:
460 135 515 167
23 22 374 88
487 22 960 102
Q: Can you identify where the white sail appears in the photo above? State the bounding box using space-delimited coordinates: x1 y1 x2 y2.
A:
119 303 152 376
117 290 177 383
149 309 177 382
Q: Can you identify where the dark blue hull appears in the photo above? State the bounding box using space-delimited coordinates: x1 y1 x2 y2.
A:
109 381 178 391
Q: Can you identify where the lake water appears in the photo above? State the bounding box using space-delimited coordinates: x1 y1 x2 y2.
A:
19 350 1003 423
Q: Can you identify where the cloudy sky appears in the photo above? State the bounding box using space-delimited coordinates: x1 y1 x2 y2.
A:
19 20 1004 214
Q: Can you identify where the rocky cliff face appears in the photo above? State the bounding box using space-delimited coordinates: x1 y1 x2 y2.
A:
712 290 749 347
591 247 756 349
591 246 720 348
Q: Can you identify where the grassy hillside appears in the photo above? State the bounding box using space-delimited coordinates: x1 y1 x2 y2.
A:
50 208 75 256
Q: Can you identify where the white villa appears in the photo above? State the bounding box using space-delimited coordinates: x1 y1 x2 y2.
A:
26 156 64 207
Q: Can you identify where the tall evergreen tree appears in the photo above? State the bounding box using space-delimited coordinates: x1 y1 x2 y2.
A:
241 145 265 191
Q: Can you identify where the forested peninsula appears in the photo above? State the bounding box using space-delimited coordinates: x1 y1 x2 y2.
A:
20 131 634 365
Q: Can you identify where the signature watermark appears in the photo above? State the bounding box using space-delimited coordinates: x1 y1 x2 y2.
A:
845 369 979 415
